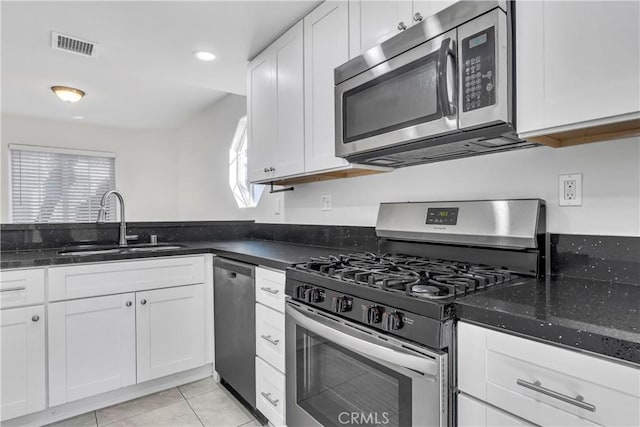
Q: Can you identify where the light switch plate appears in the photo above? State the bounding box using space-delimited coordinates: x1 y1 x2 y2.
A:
320 194 332 211
559 173 582 206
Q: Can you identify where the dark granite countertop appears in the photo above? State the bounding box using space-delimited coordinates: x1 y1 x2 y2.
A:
455 277 640 366
0 239 342 271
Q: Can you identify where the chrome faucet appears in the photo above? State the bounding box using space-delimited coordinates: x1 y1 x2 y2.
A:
97 190 137 246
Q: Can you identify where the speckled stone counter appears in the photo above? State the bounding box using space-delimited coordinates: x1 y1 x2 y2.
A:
455 277 640 366
0 240 344 271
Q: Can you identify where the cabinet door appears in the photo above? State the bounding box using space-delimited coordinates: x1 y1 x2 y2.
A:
349 0 412 56
413 0 457 20
273 21 305 178
542 1 639 129
1 306 45 421
247 49 277 183
49 294 136 406
304 1 350 172
136 284 205 382
459 393 534 427
517 1 640 135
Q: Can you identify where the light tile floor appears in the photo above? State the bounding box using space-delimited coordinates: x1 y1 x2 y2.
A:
47 377 263 427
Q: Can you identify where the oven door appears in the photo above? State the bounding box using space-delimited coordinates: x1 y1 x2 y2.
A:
286 301 447 427
335 29 458 161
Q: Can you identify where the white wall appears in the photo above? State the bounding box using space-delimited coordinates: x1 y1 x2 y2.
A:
176 94 254 221
1 113 181 222
254 136 640 236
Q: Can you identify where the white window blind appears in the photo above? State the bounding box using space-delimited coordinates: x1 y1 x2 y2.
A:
10 145 116 223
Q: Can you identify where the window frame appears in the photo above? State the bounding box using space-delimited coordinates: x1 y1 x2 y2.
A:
8 144 117 224
228 116 263 208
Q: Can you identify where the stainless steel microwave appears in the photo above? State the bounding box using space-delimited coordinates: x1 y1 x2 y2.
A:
334 1 535 167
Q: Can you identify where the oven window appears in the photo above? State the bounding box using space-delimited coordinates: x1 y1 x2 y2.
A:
296 327 412 427
343 53 440 143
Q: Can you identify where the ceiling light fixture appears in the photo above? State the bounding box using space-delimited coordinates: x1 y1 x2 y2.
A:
193 50 216 61
51 86 85 103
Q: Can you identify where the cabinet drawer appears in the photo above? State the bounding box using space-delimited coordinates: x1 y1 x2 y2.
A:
255 267 285 313
256 303 285 373
458 393 534 427
256 356 285 427
48 256 205 301
0 269 45 309
459 322 640 427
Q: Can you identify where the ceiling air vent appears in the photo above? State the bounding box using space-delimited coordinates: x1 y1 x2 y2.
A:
51 32 96 57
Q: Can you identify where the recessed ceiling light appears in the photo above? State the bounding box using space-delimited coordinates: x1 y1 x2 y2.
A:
72 116 84 120
193 50 216 61
51 86 85 103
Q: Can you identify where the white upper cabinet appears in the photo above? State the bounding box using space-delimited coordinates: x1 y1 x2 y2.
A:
349 0 458 57
517 1 640 145
248 21 305 183
304 1 350 172
247 51 277 183
348 1 413 55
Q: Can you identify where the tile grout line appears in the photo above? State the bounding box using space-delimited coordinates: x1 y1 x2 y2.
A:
98 388 184 427
178 385 205 427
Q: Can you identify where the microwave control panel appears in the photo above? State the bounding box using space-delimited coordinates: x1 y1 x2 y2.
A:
462 26 496 112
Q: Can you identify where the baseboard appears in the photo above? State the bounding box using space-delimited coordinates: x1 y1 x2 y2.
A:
3 364 214 427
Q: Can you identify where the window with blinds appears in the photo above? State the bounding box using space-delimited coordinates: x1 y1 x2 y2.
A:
9 145 116 223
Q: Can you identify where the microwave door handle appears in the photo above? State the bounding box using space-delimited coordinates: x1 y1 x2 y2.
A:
437 37 456 117
286 303 438 376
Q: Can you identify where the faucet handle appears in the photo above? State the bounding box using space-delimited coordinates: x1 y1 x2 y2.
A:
149 234 158 245
125 234 139 242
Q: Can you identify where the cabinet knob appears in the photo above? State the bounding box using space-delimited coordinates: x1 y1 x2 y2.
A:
413 12 423 22
31 315 40 322
125 301 132 307
140 299 147 305
264 167 269 173
269 166 275 172
397 21 407 31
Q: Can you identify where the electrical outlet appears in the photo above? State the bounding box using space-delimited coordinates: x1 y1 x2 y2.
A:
320 194 332 211
274 197 281 215
559 173 582 206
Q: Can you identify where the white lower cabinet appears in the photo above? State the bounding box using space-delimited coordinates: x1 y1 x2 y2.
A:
255 266 286 426
1 305 46 421
458 393 534 427
458 322 640 427
49 283 206 406
256 356 286 427
48 293 137 406
136 284 205 382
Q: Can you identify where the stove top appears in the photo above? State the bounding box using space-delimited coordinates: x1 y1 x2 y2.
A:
296 252 516 300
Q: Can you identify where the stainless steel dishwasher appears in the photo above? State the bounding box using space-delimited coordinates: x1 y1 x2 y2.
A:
214 257 255 407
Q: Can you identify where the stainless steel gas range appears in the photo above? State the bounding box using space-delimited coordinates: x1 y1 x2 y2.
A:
285 199 546 427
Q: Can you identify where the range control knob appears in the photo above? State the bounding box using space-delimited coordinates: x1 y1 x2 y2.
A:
363 305 383 324
304 287 324 303
383 311 404 331
294 285 308 300
331 296 353 313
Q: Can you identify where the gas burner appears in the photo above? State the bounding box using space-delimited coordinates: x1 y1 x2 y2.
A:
297 252 519 301
410 284 452 299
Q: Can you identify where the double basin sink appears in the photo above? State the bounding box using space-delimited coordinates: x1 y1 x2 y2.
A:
58 243 185 256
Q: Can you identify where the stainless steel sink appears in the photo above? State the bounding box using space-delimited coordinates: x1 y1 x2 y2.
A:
124 245 184 253
58 244 185 256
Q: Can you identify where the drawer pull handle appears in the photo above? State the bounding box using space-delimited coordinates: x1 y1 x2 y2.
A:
261 391 279 407
1 286 26 292
260 287 279 295
261 335 280 346
516 379 596 412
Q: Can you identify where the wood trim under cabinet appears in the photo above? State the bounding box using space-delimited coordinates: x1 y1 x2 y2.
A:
268 165 389 186
522 117 640 148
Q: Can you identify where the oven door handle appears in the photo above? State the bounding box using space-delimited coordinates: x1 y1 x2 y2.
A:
437 37 456 117
286 303 438 376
